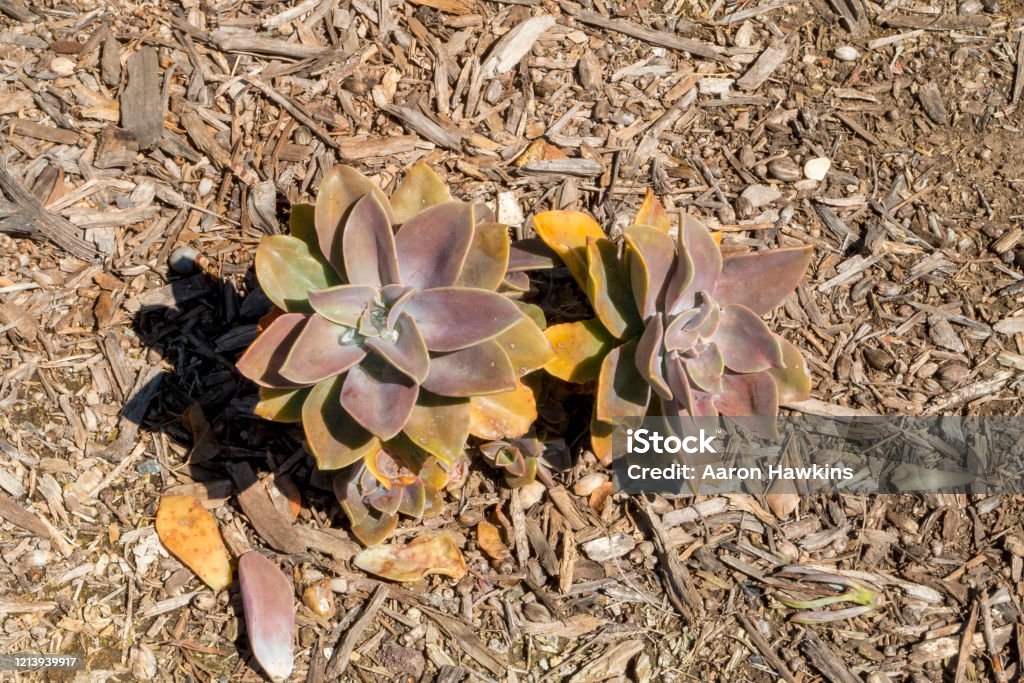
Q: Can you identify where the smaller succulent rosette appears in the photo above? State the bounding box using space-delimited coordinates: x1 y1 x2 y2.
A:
534 191 814 461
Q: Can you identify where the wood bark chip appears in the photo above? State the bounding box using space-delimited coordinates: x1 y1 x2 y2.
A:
0 155 97 260
227 462 305 555
121 47 164 149
737 35 796 91
481 15 556 79
180 111 257 185
324 584 388 679
918 82 948 125
573 10 725 62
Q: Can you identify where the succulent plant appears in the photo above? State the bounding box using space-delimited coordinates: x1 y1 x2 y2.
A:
333 444 467 546
534 191 814 461
237 163 553 470
480 435 545 488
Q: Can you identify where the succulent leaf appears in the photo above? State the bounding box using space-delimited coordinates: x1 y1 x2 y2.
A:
236 313 307 388
590 415 615 466
316 165 393 276
596 340 651 423
635 316 672 400
624 225 676 319
507 238 560 271
390 162 452 224
288 203 322 258
256 235 339 313
395 202 474 289
716 372 780 426
343 194 401 288
685 343 725 395
455 221 510 291
302 377 381 469
768 335 812 403
353 534 468 582
155 496 232 591
711 304 784 374
674 215 723 313
308 284 377 327
714 246 813 315
633 188 672 233
543 318 615 383
341 357 420 440
468 380 538 440
238 552 295 683
279 315 367 385
587 237 642 339
403 287 523 352
255 387 310 423
492 314 555 375
402 393 471 465
532 210 605 289
421 340 517 397
363 311 430 384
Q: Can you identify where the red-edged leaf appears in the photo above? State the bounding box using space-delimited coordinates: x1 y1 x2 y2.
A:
238 552 295 683
341 357 419 440
343 194 400 288
673 214 722 313
714 246 813 315
768 335 812 403
455 221 509 291
308 284 376 327
395 202 473 289
316 165 393 276
390 162 452 225
279 315 367 385
624 225 676 319
596 340 650 423
363 311 429 384
402 393 471 465
635 316 671 399
421 340 516 397
711 304 784 374
587 237 641 339
302 377 381 469
236 313 307 388
403 287 522 352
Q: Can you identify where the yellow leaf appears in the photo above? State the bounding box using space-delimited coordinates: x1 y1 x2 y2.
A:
543 318 614 383
155 496 232 590
476 520 510 561
514 138 568 167
532 211 605 289
354 534 467 582
469 381 537 440
589 416 615 466
633 188 671 233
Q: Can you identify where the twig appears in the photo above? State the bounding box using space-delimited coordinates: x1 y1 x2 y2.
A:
324 584 388 679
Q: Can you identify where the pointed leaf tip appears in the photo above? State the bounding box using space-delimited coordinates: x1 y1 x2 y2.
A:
155 496 231 591
239 552 295 683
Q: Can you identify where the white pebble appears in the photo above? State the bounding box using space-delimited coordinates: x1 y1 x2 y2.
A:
834 46 860 62
573 473 608 497
517 481 546 509
803 157 832 181
197 177 214 197
50 57 75 77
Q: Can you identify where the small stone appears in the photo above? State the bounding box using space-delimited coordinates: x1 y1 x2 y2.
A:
803 157 831 181
864 348 892 370
981 0 999 12
302 582 335 619
572 473 608 497
958 0 983 14
169 245 206 275
767 157 802 182
50 57 75 76
197 177 214 197
582 533 635 561
522 602 552 622
736 184 781 218
130 644 157 680
937 363 970 388
834 46 860 62
518 480 546 509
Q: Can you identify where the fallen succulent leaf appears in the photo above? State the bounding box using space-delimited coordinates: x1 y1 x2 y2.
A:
239 552 295 683
179 402 220 464
354 534 467 582
155 496 232 590
476 519 510 562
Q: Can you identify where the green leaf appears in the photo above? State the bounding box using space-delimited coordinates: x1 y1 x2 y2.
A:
587 237 641 339
301 377 381 470
390 162 453 225
255 387 310 422
255 235 340 313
